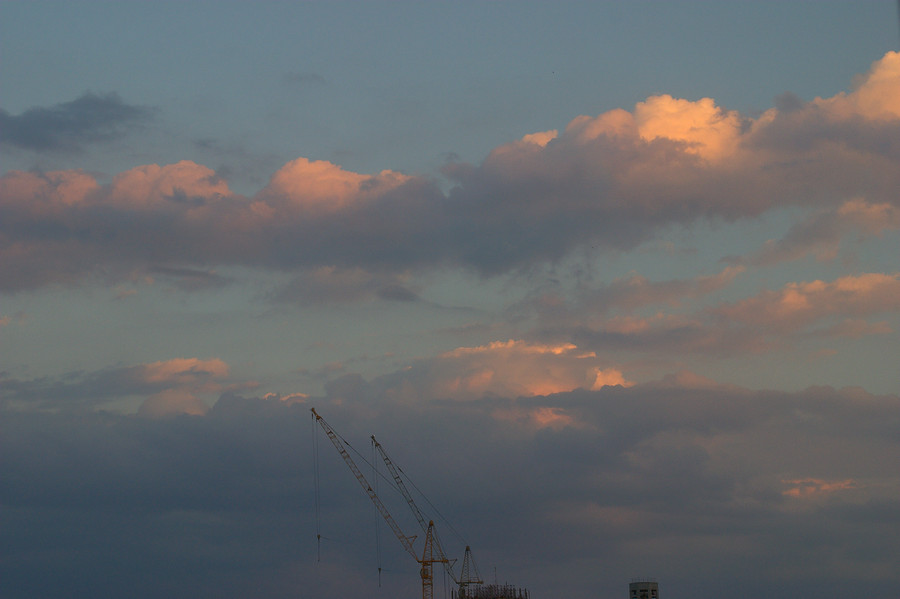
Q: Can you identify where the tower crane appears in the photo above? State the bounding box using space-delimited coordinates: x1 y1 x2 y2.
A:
372 436 484 599
311 408 449 599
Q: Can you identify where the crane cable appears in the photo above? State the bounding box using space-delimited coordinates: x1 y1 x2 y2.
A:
372 439 383 586
312 411 322 562
312 413 394 583
401 466 468 548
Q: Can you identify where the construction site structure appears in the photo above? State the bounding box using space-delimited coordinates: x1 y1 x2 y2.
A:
466 584 530 599
311 408 529 599
372 436 484 599
311 408 448 599
629 579 658 599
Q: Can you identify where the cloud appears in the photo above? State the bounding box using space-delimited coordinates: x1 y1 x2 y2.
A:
782 478 859 500
145 265 232 291
0 357 233 413
107 161 230 208
632 94 743 160
271 266 419 304
0 92 154 152
819 49 900 120
716 272 900 331
519 272 900 358
258 157 411 213
137 388 210 418
736 199 900 266
520 266 745 325
815 318 892 339
359 339 632 404
4 376 898 598
1 53 899 292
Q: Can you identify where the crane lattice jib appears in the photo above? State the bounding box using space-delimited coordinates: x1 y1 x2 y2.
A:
372 436 457 581
311 408 418 561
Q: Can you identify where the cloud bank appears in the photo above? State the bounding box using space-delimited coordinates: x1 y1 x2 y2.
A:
2 368 898 599
2 52 898 292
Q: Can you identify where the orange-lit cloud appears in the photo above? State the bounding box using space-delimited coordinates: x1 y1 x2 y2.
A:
108 161 230 209
815 50 900 120
260 157 410 213
782 478 859 499
0 169 99 212
596 266 744 312
138 358 230 387
131 358 230 417
817 318 892 339
634 94 743 160
648 370 726 390
491 405 582 431
0 357 236 414
1 53 898 293
717 273 900 330
262 392 309 406
524 268 899 359
379 339 632 404
740 199 900 266
137 388 210 418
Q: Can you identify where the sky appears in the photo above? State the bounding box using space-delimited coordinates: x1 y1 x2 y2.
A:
1 1 899 598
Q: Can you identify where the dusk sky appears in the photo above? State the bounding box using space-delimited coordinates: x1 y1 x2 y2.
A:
2 2 899 598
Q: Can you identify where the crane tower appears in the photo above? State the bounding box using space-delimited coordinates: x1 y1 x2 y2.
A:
311 408 449 599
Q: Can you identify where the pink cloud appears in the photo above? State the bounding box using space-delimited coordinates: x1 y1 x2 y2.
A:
1 53 898 291
262 392 309 406
137 358 230 387
717 273 900 330
137 388 210 418
108 161 230 209
525 270 899 358
646 370 729 390
491 405 582 431
740 199 900 266
817 318 892 339
816 50 900 120
378 339 632 403
0 169 99 213
633 94 743 161
589 266 744 312
130 358 232 417
782 478 859 499
259 157 410 214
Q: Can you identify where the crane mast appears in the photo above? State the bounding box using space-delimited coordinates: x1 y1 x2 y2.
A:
311 408 448 599
458 545 484 599
373 436 485 598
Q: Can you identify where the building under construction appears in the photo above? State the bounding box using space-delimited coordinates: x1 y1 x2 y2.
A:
465 583 530 599
629 579 659 599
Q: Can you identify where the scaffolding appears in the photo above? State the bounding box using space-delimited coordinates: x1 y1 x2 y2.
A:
628 579 658 599
466 584 530 599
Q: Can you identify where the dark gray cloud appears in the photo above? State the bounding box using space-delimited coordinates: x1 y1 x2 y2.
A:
147 265 232 291
270 268 420 305
2 380 898 599
0 92 154 152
